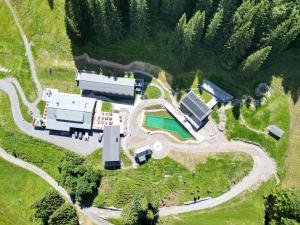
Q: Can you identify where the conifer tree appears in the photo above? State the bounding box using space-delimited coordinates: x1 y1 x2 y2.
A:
261 9 300 50
224 22 255 67
161 0 186 26
241 46 272 74
188 10 206 43
205 7 224 42
130 0 150 41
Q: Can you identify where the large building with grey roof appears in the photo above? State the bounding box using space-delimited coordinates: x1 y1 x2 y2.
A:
46 93 96 132
180 91 212 130
103 125 121 169
76 71 136 98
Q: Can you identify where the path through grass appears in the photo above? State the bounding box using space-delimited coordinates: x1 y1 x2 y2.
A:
93 153 253 208
0 1 37 101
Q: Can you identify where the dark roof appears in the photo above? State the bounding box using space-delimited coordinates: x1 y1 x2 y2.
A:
199 79 233 102
268 125 284 139
103 125 120 163
180 91 212 126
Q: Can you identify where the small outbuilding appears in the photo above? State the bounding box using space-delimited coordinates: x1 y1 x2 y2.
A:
199 79 233 102
103 125 121 169
134 146 153 164
268 125 284 140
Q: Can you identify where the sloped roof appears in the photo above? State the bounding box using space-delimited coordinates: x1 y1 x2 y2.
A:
268 125 284 139
199 79 233 102
76 71 136 97
180 91 212 126
103 125 120 163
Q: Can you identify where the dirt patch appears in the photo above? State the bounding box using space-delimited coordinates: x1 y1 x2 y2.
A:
162 190 184 207
169 150 210 171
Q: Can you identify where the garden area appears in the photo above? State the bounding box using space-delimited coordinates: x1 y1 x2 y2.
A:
92 153 253 208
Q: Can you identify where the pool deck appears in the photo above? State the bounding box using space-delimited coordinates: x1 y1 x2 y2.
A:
164 102 204 143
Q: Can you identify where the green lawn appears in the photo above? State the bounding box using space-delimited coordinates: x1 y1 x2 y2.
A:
144 85 162 99
101 101 113 112
0 1 37 102
36 100 46 115
93 153 253 208
241 81 288 131
12 84 33 123
0 157 52 225
225 78 290 179
0 91 67 179
11 0 78 94
161 180 275 225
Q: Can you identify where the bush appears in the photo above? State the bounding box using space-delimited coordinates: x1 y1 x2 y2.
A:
58 152 101 204
122 189 159 225
49 203 79 225
265 188 300 225
31 190 65 224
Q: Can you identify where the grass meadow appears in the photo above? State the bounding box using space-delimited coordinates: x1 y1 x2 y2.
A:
0 157 51 225
92 153 253 208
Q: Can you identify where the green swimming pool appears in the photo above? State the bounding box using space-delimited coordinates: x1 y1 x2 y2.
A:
144 115 192 139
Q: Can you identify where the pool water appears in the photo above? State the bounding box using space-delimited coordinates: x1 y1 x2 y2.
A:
144 115 192 139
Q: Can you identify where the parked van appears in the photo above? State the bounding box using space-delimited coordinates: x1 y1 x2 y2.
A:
74 131 79 139
84 132 89 141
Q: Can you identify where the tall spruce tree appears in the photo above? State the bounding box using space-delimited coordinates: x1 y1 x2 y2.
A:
224 22 255 67
101 0 123 41
241 46 272 74
261 9 300 50
205 7 224 42
161 0 186 26
189 10 206 43
130 0 150 41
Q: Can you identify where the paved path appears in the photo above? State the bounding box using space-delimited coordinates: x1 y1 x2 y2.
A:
125 99 276 216
0 147 114 225
4 0 43 104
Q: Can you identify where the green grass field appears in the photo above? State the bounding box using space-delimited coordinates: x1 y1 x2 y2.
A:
0 91 67 179
11 0 78 94
144 85 162 99
0 157 52 225
93 153 253 208
161 180 275 225
101 101 113 112
225 78 290 179
0 1 37 102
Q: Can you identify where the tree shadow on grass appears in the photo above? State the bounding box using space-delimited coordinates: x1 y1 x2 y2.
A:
48 0 54 10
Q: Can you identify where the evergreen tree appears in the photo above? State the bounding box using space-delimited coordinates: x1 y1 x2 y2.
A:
121 190 159 225
49 203 79 225
261 9 300 50
169 13 188 65
31 191 65 224
241 46 272 74
188 10 206 43
205 7 224 42
130 0 150 41
101 0 123 41
161 0 186 26
223 22 255 67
